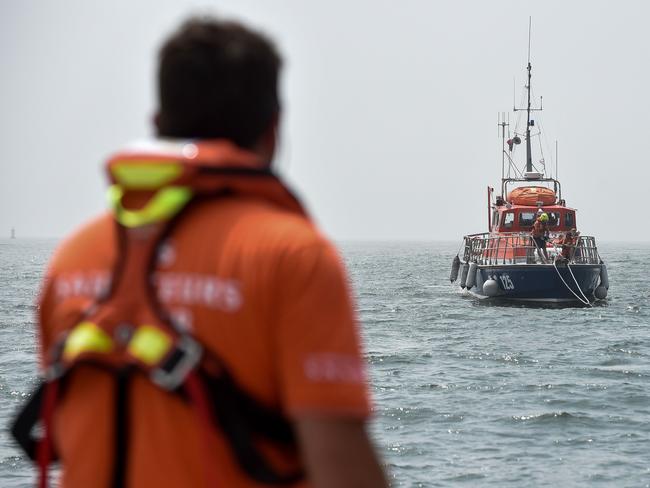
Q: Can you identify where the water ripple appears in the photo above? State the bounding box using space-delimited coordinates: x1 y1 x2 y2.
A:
2 240 650 487
344 241 650 487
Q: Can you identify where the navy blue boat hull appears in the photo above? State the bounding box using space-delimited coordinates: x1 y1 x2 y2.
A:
469 264 602 302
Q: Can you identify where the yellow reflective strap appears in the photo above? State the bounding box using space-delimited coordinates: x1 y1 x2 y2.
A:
107 184 193 228
63 321 114 362
106 184 124 209
111 162 183 189
128 325 173 366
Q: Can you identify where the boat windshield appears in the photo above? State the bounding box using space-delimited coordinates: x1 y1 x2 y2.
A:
519 211 561 228
503 212 515 229
496 208 574 232
519 212 537 227
565 212 574 227
548 212 560 227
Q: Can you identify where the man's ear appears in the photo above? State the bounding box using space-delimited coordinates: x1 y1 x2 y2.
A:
153 112 162 135
265 112 279 146
258 112 280 165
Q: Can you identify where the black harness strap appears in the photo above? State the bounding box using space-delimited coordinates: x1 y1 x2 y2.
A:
10 381 45 461
201 371 302 484
112 369 131 488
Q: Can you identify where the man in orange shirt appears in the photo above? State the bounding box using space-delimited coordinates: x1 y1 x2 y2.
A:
559 228 580 261
15 17 387 488
531 212 550 263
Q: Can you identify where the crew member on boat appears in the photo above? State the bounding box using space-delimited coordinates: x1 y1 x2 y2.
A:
531 212 550 263
559 228 580 261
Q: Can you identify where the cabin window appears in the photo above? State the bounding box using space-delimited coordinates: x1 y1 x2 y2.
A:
492 211 500 227
503 212 514 229
565 211 575 228
547 212 560 227
519 212 537 227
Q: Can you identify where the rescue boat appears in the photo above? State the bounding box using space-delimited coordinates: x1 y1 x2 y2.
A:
450 45 608 305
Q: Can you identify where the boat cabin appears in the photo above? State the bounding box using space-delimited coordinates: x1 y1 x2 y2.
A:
489 182 577 234
491 204 576 233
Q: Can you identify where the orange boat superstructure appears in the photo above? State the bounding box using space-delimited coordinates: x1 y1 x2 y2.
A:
480 178 578 264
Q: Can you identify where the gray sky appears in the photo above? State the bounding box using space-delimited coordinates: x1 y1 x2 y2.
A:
1 0 649 241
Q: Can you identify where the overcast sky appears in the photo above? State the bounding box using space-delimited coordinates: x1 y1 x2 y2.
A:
1 0 649 241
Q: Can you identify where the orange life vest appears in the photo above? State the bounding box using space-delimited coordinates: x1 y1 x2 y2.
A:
531 219 548 238
12 140 308 488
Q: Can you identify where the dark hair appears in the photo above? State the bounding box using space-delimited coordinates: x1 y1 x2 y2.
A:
157 17 281 148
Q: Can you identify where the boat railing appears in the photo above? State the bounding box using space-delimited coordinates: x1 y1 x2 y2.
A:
462 233 601 265
564 235 601 264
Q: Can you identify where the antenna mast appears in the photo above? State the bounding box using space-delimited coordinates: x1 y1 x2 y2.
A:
555 140 558 179
525 18 532 172
498 113 509 182
513 17 542 175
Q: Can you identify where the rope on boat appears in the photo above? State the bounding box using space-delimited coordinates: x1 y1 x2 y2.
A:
566 262 592 305
533 238 590 306
550 247 592 307
552 259 590 306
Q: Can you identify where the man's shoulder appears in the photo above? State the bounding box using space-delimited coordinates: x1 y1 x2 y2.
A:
51 198 339 272
189 196 330 253
50 213 116 272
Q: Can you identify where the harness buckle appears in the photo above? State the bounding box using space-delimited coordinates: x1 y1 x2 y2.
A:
150 335 203 391
43 338 68 382
44 363 65 382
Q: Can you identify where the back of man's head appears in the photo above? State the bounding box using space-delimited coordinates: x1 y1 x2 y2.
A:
156 17 281 148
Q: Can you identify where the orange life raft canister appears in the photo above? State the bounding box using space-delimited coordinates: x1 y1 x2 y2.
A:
508 186 556 206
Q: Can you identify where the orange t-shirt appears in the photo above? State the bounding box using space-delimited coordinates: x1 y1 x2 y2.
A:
38 195 370 488
531 219 547 237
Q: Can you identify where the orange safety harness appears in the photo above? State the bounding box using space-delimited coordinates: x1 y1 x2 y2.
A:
12 140 306 487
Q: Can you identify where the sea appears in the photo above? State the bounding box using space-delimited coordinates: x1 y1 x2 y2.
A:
1 239 649 487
